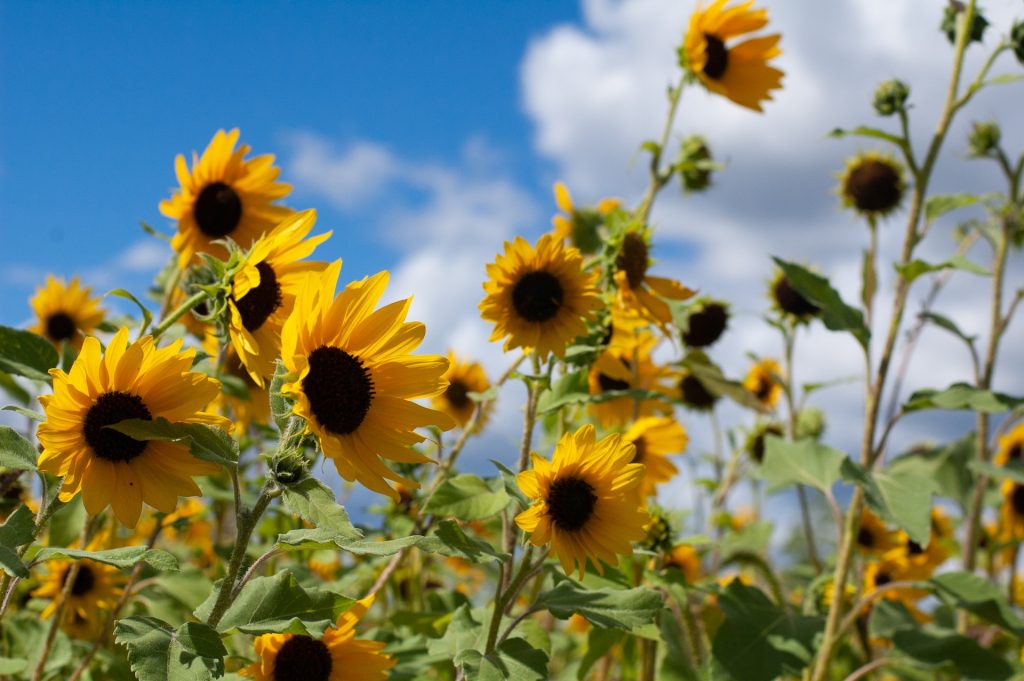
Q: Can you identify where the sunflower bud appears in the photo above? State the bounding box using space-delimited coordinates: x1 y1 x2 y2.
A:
872 79 910 117
641 509 673 551
1012 20 1024 65
269 449 308 485
940 1 989 45
678 135 714 192
797 407 827 440
968 120 1001 157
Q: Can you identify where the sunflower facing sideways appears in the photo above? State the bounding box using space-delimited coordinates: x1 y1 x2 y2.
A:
29 275 106 349
227 209 331 385
33 558 125 639
587 333 675 428
613 230 695 329
161 128 294 267
623 416 688 498
515 424 650 577
743 357 783 409
280 261 455 501
996 423 1024 466
681 0 784 112
431 351 491 430
36 328 228 527
241 595 394 681
480 233 602 359
551 181 621 254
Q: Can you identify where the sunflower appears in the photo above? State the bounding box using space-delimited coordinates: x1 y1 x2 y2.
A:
623 416 688 497
241 595 394 681
744 421 784 464
885 508 952 575
431 351 491 430
855 509 902 556
280 261 455 501
587 333 674 428
36 328 228 527
770 269 821 322
1000 481 1024 541
161 128 294 267
215 348 272 437
743 358 782 409
681 0 784 112
515 424 650 577
33 558 124 639
613 230 696 329
551 182 621 254
838 151 906 219
677 370 720 412
681 299 729 348
863 556 930 608
996 423 1024 466
664 544 701 583
0 471 36 521
227 209 330 385
29 276 106 349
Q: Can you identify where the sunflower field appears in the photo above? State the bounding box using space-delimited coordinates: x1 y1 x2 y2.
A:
2 1 1024 680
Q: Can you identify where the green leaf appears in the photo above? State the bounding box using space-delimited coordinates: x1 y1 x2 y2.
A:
1 404 44 421
0 425 37 470
0 505 35 577
0 371 31 405
760 436 846 493
106 289 153 332
578 628 625 681
106 418 238 469
33 546 178 571
424 474 511 521
0 658 28 674
867 599 920 639
280 476 362 541
426 520 509 563
538 578 662 632
903 383 1023 414
680 357 764 411
279 521 508 563
468 385 500 402
888 433 974 509
920 311 977 347
202 571 354 636
828 126 903 146
0 325 58 381
427 604 484 660
536 370 589 415
891 628 1013 680
930 571 1024 633
970 459 1024 485
492 460 530 508
983 73 1024 87
895 255 989 282
268 361 291 432
115 616 226 681
477 638 549 681
924 193 985 222
841 460 936 545
712 581 822 681
772 259 869 349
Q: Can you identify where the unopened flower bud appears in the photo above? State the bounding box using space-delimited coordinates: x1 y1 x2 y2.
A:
678 135 714 192
940 1 989 45
968 121 1001 157
1011 20 1024 65
872 79 910 116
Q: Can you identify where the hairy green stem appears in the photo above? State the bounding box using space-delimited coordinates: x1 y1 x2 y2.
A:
484 545 535 654
150 290 207 340
636 74 687 223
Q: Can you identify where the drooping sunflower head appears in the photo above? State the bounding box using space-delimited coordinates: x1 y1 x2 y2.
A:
227 209 330 385
1001 480 1024 540
743 420 784 464
161 129 294 267
432 351 491 430
623 416 688 497
281 261 454 501
551 182 620 254
681 299 729 348
29 275 106 350
769 269 821 322
677 371 719 412
996 423 1024 467
515 424 650 577
32 558 124 639
681 0 784 112
743 357 782 409
612 230 697 328
587 334 674 428
889 507 952 573
241 595 394 681
838 151 906 219
855 508 901 556
36 328 228 527
480 234 602 359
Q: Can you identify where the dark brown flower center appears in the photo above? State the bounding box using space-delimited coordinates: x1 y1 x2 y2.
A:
631 437 647 465
45 312 76 342
907 540 925 556
194 181 243 238
680 375 718 411
857 526 875 549
512 270 564 322
546 475 598 532
597 372 631 392
683 303 728 348
444 380 471 410
752 375 774 402
844 159 903 214
273 635 333 681
702 34 729 79
1008 443 1023 462
874 570 892 587
64 564 95 597
1012 484 1024 515
773 276 820 318
616 232 649 290
83 391 153 462
303 346 374 436
235 262 282 332
749 424 782 464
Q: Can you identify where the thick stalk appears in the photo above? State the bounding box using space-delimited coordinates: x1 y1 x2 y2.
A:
150 290 207 340
636 74 687 223
484 545 535 654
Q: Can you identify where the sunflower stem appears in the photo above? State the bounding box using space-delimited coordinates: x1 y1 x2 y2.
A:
484 544 535 655
150 290 209 340
0 492 66 623
636 74 687 224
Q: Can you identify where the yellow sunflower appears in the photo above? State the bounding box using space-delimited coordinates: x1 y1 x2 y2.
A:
664 544 701 583
855 509 902 556
227 209 330 385
623 416 688 497
769 268 821 322
743 357 782 409
515 424 650 577
431 351 491 430
33 558 124 639
36 328 228 527
280 261 455 501
29 276 106 349
885 510 952 577
613 230 696 329
587 333 674 428
996 423 1024 466
838 151 906 220
681 0 784 112
1000 480 1024 541
241 595 394 681
863 556 930 609
551 181 621 254
480 234 602 359
160 128 294 267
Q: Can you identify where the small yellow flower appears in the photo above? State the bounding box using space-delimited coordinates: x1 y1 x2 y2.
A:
743 357 782 409
432 351 491 430
664 544 701 583
29 276 106 349
551 181 620 254
33 558 124 639
996 423 1024 467
623 416 688 497
855 509 902 556
587 334 675 428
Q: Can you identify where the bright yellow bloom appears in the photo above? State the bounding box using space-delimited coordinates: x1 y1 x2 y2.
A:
37 328 227 527
281 261 454 501
480 234 602 358
1000 480 1024 541
664 544 701 583
855 509 902 556
743 357 782 409
587 333 675 428
161 129 294 267
29 276 105 349
431 351 491 430
33 558 124 639
682 0 784 112
515 424 650 577
623 416 688 497
613 231 695 329
241 595 394 681
996 423 1024 466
